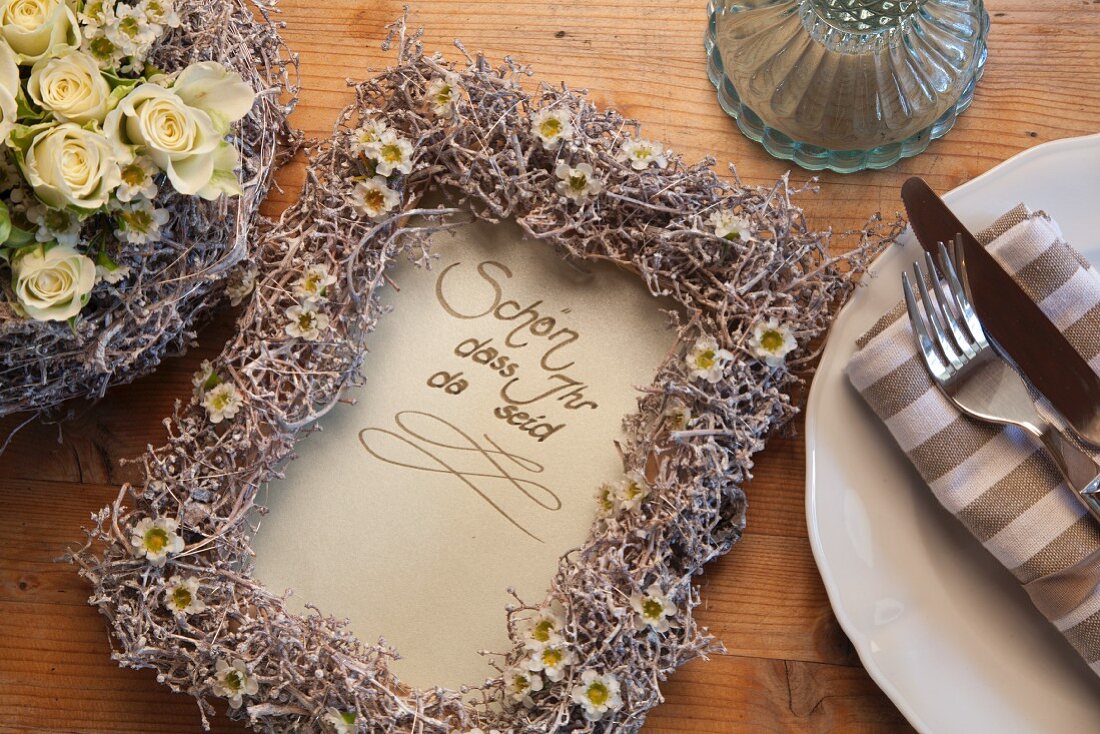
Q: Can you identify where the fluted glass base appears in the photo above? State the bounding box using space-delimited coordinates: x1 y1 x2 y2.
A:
705 0 989 173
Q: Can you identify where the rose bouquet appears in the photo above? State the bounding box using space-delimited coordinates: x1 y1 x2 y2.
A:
0 0 255 321
0 0 298 418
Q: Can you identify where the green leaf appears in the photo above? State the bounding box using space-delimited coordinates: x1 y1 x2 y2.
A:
0 199 12 245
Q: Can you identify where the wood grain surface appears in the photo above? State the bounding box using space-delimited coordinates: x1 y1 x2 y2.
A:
2 1 1099 731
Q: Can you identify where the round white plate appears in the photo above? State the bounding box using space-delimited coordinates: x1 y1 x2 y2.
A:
806 133 1100 734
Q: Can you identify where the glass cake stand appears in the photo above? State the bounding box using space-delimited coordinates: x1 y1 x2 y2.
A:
705 0 989 173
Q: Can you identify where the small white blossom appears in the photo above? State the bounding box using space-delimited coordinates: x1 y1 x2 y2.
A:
192 360 218 395
614 470 649 513
130 516 184 566
630 583 679 633
141 0 181 29
26 204 82 247
96 260 130 285
350 176 400 219
571 669 623 721
503 666 543 707
285 301 330 340
522 599 567 650
210 658 259 708
595 482 617 516
353 119 389 154
164 577 207 615
116 156 159 202
425 72 462 116
114 198 169 245
82 31 126 70
554 162 602 202
322 708 357 734
709 210 754 242
106 3 159 56
79 0 110 33
295 264 337 302
663 402 692 432
526 643 576 682
202 381 242 424
686 335 733 384
748 318 797 367
618 138 668 170
531 108 573 149
227 267 257 307
365 130 414 176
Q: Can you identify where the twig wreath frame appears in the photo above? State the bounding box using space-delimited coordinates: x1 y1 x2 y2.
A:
0 0 300 421
73 20 900 733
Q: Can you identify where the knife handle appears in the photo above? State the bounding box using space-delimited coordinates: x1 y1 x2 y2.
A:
1038 426 1100 523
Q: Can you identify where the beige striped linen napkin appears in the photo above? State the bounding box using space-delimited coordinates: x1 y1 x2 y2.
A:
847 206 1100 675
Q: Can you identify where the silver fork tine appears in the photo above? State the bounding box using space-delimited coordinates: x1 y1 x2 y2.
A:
903 271 950 382
925 250 974 356
912 261 963 370
946 235 990 349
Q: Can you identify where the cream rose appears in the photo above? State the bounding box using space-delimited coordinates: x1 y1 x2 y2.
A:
10 242 95 321
0 40 18 142
15 122 125 209
0 0 79 65
105 61 256 200
28 50 113 123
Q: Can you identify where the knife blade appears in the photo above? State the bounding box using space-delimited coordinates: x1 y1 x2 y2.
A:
901 176 1100 447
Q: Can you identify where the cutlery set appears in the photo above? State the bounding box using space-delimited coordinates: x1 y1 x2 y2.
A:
900 178 1100 523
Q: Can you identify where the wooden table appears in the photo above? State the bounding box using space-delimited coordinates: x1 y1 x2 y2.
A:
2 1 1097 731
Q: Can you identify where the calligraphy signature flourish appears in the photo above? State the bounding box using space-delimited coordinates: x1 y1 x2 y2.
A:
358 411 561 542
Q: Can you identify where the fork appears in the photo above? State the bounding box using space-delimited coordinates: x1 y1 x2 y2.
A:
903 239 1100 524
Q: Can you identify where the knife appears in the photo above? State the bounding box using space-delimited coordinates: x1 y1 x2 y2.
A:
901 176 1100 448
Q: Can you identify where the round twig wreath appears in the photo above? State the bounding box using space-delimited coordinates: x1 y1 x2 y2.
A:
73 20 901 733
0 0 300 420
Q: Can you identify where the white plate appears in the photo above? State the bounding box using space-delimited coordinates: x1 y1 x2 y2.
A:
806 133 1100 734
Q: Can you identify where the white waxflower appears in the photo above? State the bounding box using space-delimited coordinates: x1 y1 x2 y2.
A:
526 642 576 683
630 583 678 633
618 138 668 170
78 0 108 33
9 243 95 321
210 658 259 708
25 203 81 247
595 482 617 517
350 175 399 219
114 198 169 245
129 516 184 566
164 577 207 615
503 666 543 707
522 599 567 650
531 107 572 149
192 359 218 397
570 669 623 722
95 260 130 285
202 381 242 424
28 50 113 124
554 162 602 202
105 3 157 56
226 267 256 307
15 122 125 210
81 29 124 69
663 402 692 432
352 119 388 154
709 210 754 242
295 263 337 302
686 335 733 384
365 130 414 176
116 156 159 202
0 0 80 64
425 72 462 116
285 301 330 340
322 708 356 734
748 317 797 367
140 0 180 29
614 470 649 513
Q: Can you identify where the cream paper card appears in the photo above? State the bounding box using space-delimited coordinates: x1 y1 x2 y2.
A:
252 218 674 689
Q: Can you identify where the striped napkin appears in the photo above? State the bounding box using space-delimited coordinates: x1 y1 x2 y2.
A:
847 206 1100 675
